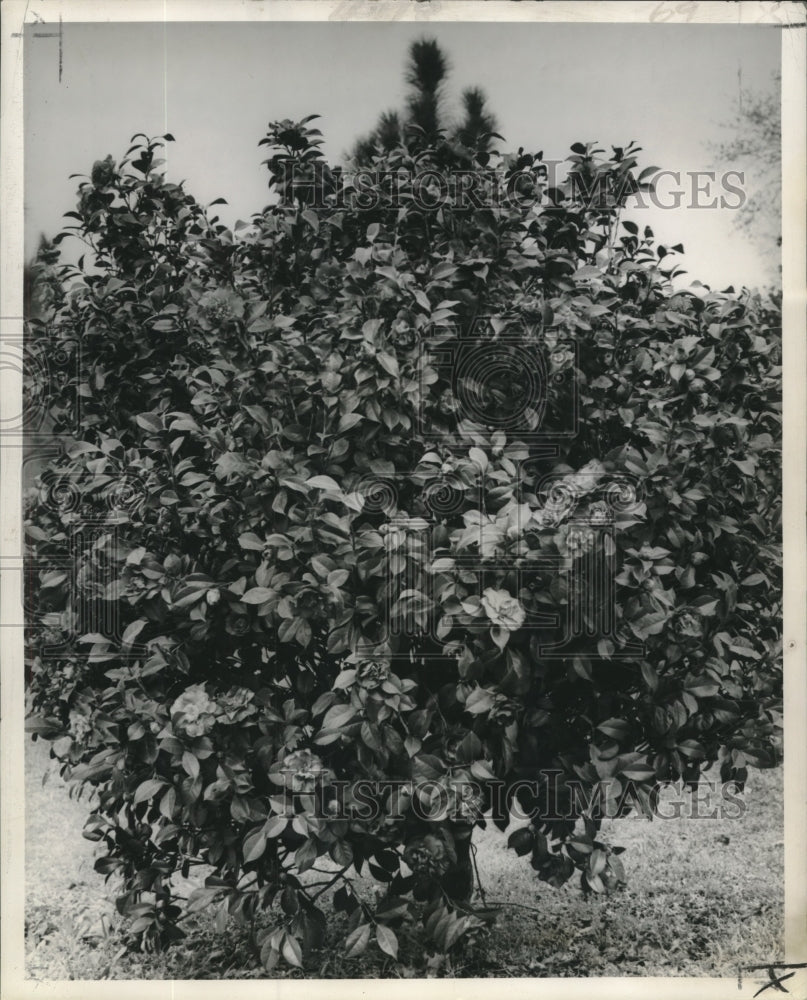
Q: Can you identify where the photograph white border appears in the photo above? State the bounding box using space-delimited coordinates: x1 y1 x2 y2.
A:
2 3 804 999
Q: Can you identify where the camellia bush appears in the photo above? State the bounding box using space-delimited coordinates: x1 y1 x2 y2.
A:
25 116 782 972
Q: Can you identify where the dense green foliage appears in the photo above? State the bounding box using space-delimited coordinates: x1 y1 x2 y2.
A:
25 115 782 972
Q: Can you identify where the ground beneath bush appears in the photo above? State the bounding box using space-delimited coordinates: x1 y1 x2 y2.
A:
25 738 784 980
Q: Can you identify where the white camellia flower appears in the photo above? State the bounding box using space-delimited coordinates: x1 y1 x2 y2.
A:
480 588 526 630
171 684 217 737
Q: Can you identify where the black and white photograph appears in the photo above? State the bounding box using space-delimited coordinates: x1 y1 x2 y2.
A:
1 2 805 997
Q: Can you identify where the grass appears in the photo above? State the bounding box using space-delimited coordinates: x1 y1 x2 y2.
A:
25 738 784 980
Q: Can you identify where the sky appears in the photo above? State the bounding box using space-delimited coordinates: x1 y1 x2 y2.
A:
24 20 781 289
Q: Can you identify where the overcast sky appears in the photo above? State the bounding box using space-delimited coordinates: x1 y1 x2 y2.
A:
24 20 780 289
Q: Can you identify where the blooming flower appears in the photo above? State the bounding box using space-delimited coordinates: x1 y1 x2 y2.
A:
356 658 391 690
198 287 245 327
674 610 703 638
452 787 486 824
273 749 333 792
554 524 595 559
549 347 575 373
215 686 257 725
438 388 459 416
392 318 416 349
91 155 116 189
566 526 595 553
404 832 456 878
68 709 92 743
480 588 526 631
567 459 606 492
171 684 217 738
587 502 611 526
225 614 250 636
530 507 558 530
